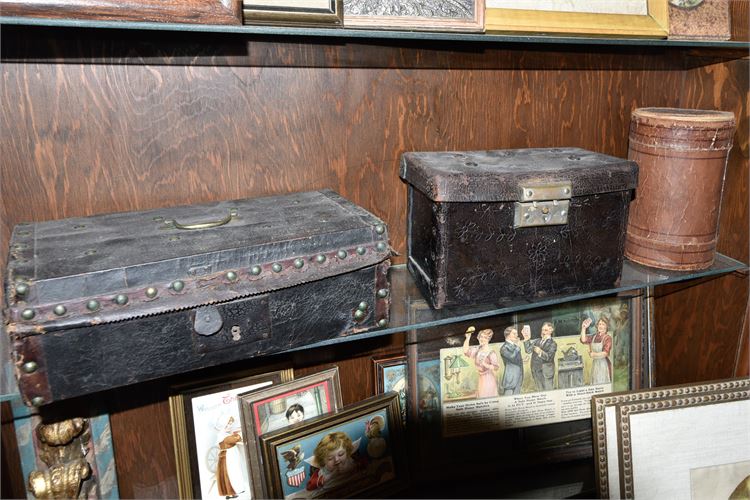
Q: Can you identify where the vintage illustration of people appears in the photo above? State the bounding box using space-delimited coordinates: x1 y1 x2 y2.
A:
440 298 629 402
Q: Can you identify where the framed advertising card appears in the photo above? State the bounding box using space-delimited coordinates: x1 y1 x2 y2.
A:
485 0 668 37
405 292 648 479
259 393 407 499
238 368 343 499
591 378 750 499
168 368 293 500
343 0 485 32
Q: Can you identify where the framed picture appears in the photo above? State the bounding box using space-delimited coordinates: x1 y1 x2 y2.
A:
343 0 485 32
243 0 343 27
168 368 293 500
404 292 648 479
668 0 731 40
238 368 343 499
592 378 750 499
259 393 407 499
373 354 407 425
485 0 668 37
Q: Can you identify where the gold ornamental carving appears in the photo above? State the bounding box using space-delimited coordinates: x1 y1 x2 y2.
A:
28 459 91 499
27 418 92 499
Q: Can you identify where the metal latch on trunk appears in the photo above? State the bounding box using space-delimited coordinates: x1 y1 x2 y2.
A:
513 182 571 228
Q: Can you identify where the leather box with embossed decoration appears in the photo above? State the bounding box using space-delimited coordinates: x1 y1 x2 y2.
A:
400 148 638 309
4 190 391 406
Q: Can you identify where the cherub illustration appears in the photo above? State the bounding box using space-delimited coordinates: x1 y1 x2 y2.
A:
281 445 305 471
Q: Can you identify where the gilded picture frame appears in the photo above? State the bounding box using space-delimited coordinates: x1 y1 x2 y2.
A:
592 378 750 499
168 368 293 500
343 0 485 32
243 0 343 27
485 0 669 37
259 393 407 499
237 368 343 499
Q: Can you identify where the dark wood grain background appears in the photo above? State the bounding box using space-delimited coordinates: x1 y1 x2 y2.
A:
1 24 747 499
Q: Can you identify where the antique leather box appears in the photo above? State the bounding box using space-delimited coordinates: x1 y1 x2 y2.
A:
4 190 391 406
400 148 638 309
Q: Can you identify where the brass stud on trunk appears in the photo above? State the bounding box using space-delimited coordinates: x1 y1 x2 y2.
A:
294 258 304 269
250 265 262 275
31 396 44 407
353 309 366 321
375 225 385 234
226 271 238 282
15 282 29 297
377 289 388 298
171 280 185 292
376 242 387 252
337 250 347 260
53 305 67 316
356 247 366 255
114 294 129 305
86 300 100 312
22 361 38 374
272 263 282 273
145 287 158 299
21 309 35 320
378 319 388 327
315 254 326 264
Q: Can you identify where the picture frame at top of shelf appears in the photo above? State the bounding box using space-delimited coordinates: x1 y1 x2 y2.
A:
243 0 343 27
168 368 294 500
485 0 669 38
343 0 485 33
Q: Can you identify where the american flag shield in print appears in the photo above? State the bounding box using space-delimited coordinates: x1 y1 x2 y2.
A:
286 466 306 487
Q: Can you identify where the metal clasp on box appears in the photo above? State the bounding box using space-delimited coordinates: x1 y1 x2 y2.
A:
513 182 571 228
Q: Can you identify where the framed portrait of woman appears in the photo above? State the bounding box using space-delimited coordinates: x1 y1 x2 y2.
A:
169 368 294 499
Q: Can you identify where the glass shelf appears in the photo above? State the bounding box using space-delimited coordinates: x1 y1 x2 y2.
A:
1 16 749 50
1 253 745 402
298 252 747 350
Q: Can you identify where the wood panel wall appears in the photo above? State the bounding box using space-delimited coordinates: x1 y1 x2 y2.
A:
1 26 747 497
654 54 750 385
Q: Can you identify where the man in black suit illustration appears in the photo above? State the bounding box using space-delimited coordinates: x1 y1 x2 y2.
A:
522 322 558 391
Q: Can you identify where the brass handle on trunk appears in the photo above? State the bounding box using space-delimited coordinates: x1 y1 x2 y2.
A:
164 209 237 230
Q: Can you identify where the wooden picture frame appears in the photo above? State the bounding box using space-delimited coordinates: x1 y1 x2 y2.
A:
0 0 243 25
259 393 407 499
237 368 343 499
485 0 669 37
243 0 343 27
592 378 750 499
343 0 485 32
168 368 293 500
372 354 407 425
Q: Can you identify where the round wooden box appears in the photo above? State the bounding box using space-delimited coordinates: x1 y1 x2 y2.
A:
625 107 736 270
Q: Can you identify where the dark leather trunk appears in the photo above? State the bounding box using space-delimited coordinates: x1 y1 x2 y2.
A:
401 148 638 309
4 190 391 406
625 108 736 271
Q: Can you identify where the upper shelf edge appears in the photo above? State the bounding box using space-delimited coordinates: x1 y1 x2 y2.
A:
1 16 749 49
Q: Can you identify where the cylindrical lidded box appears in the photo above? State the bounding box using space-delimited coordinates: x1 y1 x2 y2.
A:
625 107 736 270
